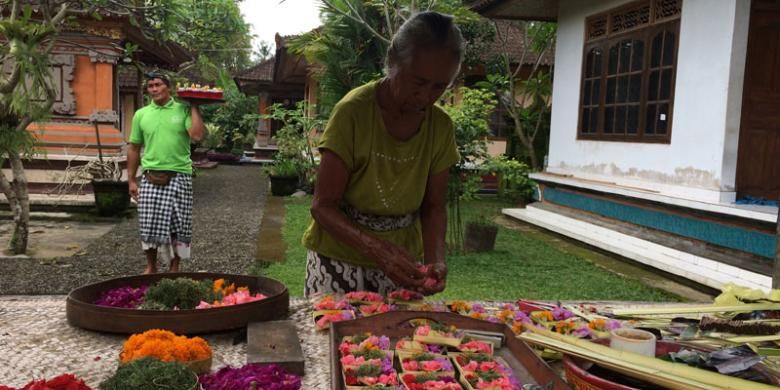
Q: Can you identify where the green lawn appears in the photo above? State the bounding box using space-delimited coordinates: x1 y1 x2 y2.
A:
255 197 678 301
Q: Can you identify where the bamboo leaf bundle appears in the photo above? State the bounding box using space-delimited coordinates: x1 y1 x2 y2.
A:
519 324 778 390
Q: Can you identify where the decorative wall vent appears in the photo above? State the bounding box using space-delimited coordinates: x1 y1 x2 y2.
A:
586 0 682 42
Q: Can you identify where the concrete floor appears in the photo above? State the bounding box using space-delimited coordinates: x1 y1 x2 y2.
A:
0 218 116 259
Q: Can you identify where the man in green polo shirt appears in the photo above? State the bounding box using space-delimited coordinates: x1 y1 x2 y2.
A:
128 72 204 274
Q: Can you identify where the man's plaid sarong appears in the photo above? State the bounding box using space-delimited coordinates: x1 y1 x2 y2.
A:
138 172 193 261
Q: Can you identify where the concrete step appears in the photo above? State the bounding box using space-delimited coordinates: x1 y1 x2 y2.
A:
503 204 772 291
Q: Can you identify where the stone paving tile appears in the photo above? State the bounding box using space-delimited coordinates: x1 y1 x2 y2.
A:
0 296 329 389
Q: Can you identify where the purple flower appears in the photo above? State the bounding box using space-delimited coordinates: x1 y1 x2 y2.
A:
486 316 502 323
513 311 531 323
552 306 574 321
95 285 148 309
426 344 446 354
471 304 486 313
378 336 391 350
572 326 593 338
381 357 394 374
341 312 355 320
199 363 301 390
435 358 454 372
605 319 622 330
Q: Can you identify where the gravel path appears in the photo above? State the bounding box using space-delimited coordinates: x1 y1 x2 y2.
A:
0 165 268 294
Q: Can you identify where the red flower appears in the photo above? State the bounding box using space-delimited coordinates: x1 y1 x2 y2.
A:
19 374 91 390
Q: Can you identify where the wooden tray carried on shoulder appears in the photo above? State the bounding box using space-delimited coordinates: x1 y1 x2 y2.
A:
330 310 569 390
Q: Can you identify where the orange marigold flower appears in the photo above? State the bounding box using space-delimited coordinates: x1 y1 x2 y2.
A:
120 329 212 363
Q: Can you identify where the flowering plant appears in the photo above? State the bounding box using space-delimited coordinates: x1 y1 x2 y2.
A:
212 278 236 297
119 329 211 363
400 353 454 374
344 291 384 304
457 338 493 354
454 354 503 373
401 373 463 390
314 295 353 311
396 338 446 355
315 311 355 330
447 301 471 314
573 318 622 338
340 334 392 355
358 302 396 316
388 289 424 303
94 286 147 309
199 363 301 390
462 371 521 390
552 320 579 335
5 374 92 390
196 289 267 309
343 362 398 387
551 306 574 321
341 353 392 370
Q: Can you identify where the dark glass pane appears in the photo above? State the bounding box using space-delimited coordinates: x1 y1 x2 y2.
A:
605 107 615 133
586 51 594 77
609 45 619 74
606 77 616 104
629 74 641 102
584 80 591 105
660 68 673 100
590 107 598 131
594 48 602 75
648 70 659 101
631 40 644 71
663 32 676 66
619 40 631 73
582 108 590 133
651 33 663 68
646 104 656 134
615 106 626 134
657 103 669 134
627 105 639 133
592 79 601 104
617 75 628 103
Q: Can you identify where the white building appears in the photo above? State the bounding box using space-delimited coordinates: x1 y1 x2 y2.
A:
473 0 779 291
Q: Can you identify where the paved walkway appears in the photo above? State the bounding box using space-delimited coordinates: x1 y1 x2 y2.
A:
0 296 329 388
0 165 269 294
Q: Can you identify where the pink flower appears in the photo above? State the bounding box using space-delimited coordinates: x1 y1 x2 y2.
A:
462 361 478 371
460 340 492 354
402 361 420 371
415 325 431 336
421 360 443 372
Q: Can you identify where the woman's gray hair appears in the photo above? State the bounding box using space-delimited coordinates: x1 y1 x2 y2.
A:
385 11 464 76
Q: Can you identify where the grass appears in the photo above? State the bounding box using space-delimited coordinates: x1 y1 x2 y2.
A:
255 196 679 302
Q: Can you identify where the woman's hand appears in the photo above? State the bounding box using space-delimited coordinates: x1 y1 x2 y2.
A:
421 262 447 295
369 238 426 289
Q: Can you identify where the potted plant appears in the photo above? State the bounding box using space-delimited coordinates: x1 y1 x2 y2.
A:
482 155 535 208
463 203 499 253
263 101 323 194
265 156 301 196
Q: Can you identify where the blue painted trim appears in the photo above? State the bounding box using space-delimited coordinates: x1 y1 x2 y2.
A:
544 187 777 259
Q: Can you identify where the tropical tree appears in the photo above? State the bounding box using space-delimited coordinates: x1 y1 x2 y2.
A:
480 21 556 170
288 0 493 114
0 0 181 255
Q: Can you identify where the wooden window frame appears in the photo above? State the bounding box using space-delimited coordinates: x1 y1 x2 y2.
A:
577 0 681 143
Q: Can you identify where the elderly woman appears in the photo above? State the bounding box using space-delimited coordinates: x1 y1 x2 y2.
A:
302 11 463 297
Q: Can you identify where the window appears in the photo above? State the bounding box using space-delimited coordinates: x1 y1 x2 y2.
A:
579 0 682 142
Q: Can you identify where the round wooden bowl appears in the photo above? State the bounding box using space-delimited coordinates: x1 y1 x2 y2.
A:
563 339 780 389
66 272 289 334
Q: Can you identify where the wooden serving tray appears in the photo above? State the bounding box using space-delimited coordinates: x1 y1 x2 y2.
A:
329 311 569 390
177 96 225 105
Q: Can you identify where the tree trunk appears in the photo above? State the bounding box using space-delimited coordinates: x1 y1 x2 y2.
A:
773 205 780 289
8 153 29 255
